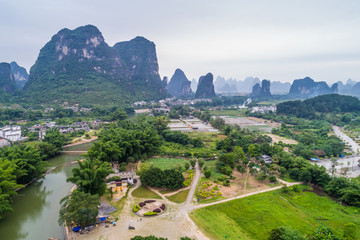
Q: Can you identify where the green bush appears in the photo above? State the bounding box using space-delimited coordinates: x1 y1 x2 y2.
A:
133 204 141 212
217 176 226 182
143 211 158 216
269 175 277 183
204 169 211 178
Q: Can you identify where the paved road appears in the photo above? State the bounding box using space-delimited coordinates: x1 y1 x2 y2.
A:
314 126 360 178
333 126 360 153
186 161 201 205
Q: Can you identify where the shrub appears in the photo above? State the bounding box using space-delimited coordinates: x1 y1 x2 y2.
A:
198 159 205 168
133 204 141 212
139 202 146 207
153 208 161 213
145 200 156 203
106 176 122 182
269 175 277 183
217 176 226 182
160 204 166 211
223 181 230 187
143 211 158 216
183 179 192 187
221 165 233 176
213 185 219 191
292 185 301 192
204 169 211 178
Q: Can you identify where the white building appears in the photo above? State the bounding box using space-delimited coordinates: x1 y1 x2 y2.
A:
0 137 10 148
0 126 21 142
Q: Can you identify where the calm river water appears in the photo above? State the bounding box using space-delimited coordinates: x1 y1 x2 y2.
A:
0 143 92 240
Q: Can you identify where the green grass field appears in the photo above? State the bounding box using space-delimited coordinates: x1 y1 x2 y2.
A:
204 160 226 179
191 188 360 240
142 157 188 171
167 189 189 203
131 186 161 199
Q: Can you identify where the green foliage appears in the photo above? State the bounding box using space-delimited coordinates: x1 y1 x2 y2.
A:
133 204 141 212
88 118 161 163
0 145 47 184
67 159 113 195
237 164 246 174
191 190 360 240
58 190 100 228
204 169 212 178
0 159 22 219
190 159 196 168
43 128 65 150
162 130 191 145
343 223 358 240
312 225 342 240
268 226 306 240
140 167 184 189
143 211 158 216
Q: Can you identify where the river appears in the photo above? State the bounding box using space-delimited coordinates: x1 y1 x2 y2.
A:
0 144 92 240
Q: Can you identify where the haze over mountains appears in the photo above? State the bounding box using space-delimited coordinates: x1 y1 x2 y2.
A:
0 24 359 107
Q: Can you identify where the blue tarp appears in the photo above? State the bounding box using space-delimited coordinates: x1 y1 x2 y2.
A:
310 158 320 161
100 217 106 221
73 226 81 232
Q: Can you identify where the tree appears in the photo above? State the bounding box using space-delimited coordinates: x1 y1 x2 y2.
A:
204 169 211 178
67 159 113 195
111 108 127 121
330 158 338 176
0 159 22 219
58 190 100 228
237 165 246 174
190 159 196 168
233 146 246 163
247 144 258 158
163 169 184 189
43 128 65 150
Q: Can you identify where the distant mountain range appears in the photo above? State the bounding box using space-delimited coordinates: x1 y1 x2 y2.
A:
214 76 291 94
0 24 359 106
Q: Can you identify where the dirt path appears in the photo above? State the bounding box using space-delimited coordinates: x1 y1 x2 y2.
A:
243 169 249 193
186 161 201 206
163 187 190 197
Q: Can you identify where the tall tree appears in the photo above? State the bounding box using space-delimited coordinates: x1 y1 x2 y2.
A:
67 159 113 195
59 190 100 228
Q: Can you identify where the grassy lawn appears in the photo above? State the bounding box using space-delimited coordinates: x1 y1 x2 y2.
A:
204 160 226 179
210 109 247 117
142 157 188 171
191 188 360 240
131 186 161 199
167 189 189 203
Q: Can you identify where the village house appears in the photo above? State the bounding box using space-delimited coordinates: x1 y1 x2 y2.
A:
0 137 10 148
0 126 22 142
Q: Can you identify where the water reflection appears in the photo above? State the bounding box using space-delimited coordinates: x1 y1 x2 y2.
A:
0 156 80 240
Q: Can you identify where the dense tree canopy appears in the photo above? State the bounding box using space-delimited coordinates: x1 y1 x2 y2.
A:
59 190 100 228
67 159 113 196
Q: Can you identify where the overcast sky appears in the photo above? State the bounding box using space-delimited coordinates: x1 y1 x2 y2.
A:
1 0 359 83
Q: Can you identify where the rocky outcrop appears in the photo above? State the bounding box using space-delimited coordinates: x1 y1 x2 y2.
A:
288 77 337 98
23 25 168 105
0 63 17 93
167 68 192 97
195 73 216 98
10 62 29 89
251 79 272 98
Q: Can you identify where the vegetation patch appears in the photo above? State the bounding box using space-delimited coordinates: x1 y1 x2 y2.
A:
191 188 360 240
167 189 189 203
131 186 161 199
142 158 188 171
